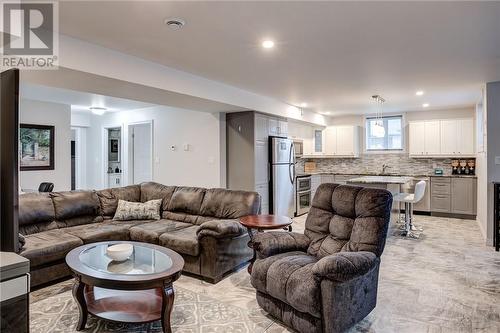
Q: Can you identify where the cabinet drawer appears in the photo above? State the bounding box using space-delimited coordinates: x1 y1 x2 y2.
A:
431 195 451 212
431 182 451 195
431 177 451 184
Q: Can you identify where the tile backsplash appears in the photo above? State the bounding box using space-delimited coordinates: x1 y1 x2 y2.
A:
297 154 456 176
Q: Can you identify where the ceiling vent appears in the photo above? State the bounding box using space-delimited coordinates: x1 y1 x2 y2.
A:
165 18 185 30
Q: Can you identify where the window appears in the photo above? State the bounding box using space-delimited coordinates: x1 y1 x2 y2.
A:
365 115 403 151
314 129 322 152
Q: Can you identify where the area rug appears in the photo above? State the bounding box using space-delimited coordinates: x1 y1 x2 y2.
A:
30 280 274 333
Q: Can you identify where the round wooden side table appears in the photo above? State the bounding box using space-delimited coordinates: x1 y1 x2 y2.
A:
239 214 293 273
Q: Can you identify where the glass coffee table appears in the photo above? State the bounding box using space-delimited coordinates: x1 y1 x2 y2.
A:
66 241 184 333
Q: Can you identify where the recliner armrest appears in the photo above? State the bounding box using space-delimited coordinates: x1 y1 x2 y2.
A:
197 219 247 239
252 231 310 259
312 251 378 282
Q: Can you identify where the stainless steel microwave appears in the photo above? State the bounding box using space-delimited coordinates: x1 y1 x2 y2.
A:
293 139 303 158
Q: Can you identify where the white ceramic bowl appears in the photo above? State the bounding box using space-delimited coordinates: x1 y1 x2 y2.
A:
106 243 133 262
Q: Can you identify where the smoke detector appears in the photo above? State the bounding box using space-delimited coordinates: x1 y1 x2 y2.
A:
164 18 186 30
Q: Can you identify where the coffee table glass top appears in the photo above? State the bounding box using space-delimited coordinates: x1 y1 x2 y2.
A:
79 243 173 275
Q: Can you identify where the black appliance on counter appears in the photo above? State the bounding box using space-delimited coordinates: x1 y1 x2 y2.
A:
452 159 475 175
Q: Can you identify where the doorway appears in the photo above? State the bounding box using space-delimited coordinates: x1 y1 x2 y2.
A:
128 121 153 185
71 127 86 190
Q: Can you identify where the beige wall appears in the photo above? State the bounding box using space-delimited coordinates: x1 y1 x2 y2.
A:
20 99 72 191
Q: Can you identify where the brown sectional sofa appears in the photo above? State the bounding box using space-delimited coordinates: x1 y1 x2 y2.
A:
18 182 260 287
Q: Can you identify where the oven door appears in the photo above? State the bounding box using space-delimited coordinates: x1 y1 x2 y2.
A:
296 190 311 216
297 176 311 192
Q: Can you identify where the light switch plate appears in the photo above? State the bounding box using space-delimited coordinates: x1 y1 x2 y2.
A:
496 156 500 165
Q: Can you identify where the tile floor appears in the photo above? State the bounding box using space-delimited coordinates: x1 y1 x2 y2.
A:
174 214 500 332
31 214 500 332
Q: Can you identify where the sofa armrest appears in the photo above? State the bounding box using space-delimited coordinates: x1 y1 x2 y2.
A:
252 231 310 259
197 219 247 239
312 251 378 282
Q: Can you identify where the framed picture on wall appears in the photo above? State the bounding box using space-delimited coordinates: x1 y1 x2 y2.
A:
19 124 55 171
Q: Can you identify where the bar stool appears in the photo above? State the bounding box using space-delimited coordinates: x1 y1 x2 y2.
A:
393 180 426 238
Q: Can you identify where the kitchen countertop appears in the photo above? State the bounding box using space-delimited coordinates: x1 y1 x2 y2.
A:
296 172 476 178
347 176 414 184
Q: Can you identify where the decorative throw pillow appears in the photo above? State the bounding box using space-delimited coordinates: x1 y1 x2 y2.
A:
113 199 162 221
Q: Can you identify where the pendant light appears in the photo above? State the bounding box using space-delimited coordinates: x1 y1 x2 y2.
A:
371 95 386 138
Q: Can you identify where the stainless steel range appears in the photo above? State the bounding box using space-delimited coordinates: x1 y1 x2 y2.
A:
296 175 312 216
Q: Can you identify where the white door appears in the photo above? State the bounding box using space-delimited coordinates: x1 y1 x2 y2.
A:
440 120 458 155
409 122 425 156
424 121 440 155
336 126 354 156
323 126 337 155
130 123 152 184
458 119 475 155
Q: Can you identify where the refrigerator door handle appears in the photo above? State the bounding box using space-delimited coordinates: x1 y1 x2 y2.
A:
289 142 295 185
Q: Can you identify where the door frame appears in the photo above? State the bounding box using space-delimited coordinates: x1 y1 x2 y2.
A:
71 126 86 190
102 124 124 189
127 120 154 186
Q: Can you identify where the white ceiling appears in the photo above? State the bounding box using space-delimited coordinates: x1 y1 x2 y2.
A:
59 1 500 116
21 68 249 113
20 83 155 113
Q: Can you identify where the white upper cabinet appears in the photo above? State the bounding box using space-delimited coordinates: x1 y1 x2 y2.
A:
322 125 359 157
458 118 474 155
440 119 458 155
409 122 425 155
424 121 441 155
323 126 337 155
409 118 475 157
268 117 287 137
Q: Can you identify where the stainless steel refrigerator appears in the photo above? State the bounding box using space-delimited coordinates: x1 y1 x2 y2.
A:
270 137 295 217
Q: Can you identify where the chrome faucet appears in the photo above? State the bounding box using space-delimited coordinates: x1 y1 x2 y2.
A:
382 164 392 174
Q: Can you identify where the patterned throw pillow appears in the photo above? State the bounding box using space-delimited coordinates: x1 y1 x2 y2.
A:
113 199 162 221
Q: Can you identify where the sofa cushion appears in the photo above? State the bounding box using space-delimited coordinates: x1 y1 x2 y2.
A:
129 219 192 244
113 199 162 221
20 230 83 267
63 222 130 244
159 225 200 256
162 211 213 225
97 185 141 217
18 193 55 226
167 187 206 216
19 193 58 235
251 251 321 318
200 188 261 219
140 182 176 209
50 190 100 220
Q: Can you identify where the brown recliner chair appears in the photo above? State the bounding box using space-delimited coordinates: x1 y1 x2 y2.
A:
250 183 393 333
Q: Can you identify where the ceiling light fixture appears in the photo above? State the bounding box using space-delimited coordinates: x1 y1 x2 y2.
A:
300 102 308 107
262 40 275 49
371 95 386 138
165 18 186 30
416 91 424 96
89 106 107 115
422 103 430 108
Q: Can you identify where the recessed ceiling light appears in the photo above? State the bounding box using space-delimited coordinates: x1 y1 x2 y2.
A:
165 18 186 30
89 106 107 115
300 102 308 107
262 40 275 49
416 91 424 96
322 111 331 115
422 103 430 108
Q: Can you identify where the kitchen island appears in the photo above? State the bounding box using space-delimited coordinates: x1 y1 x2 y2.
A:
347 176 414 223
